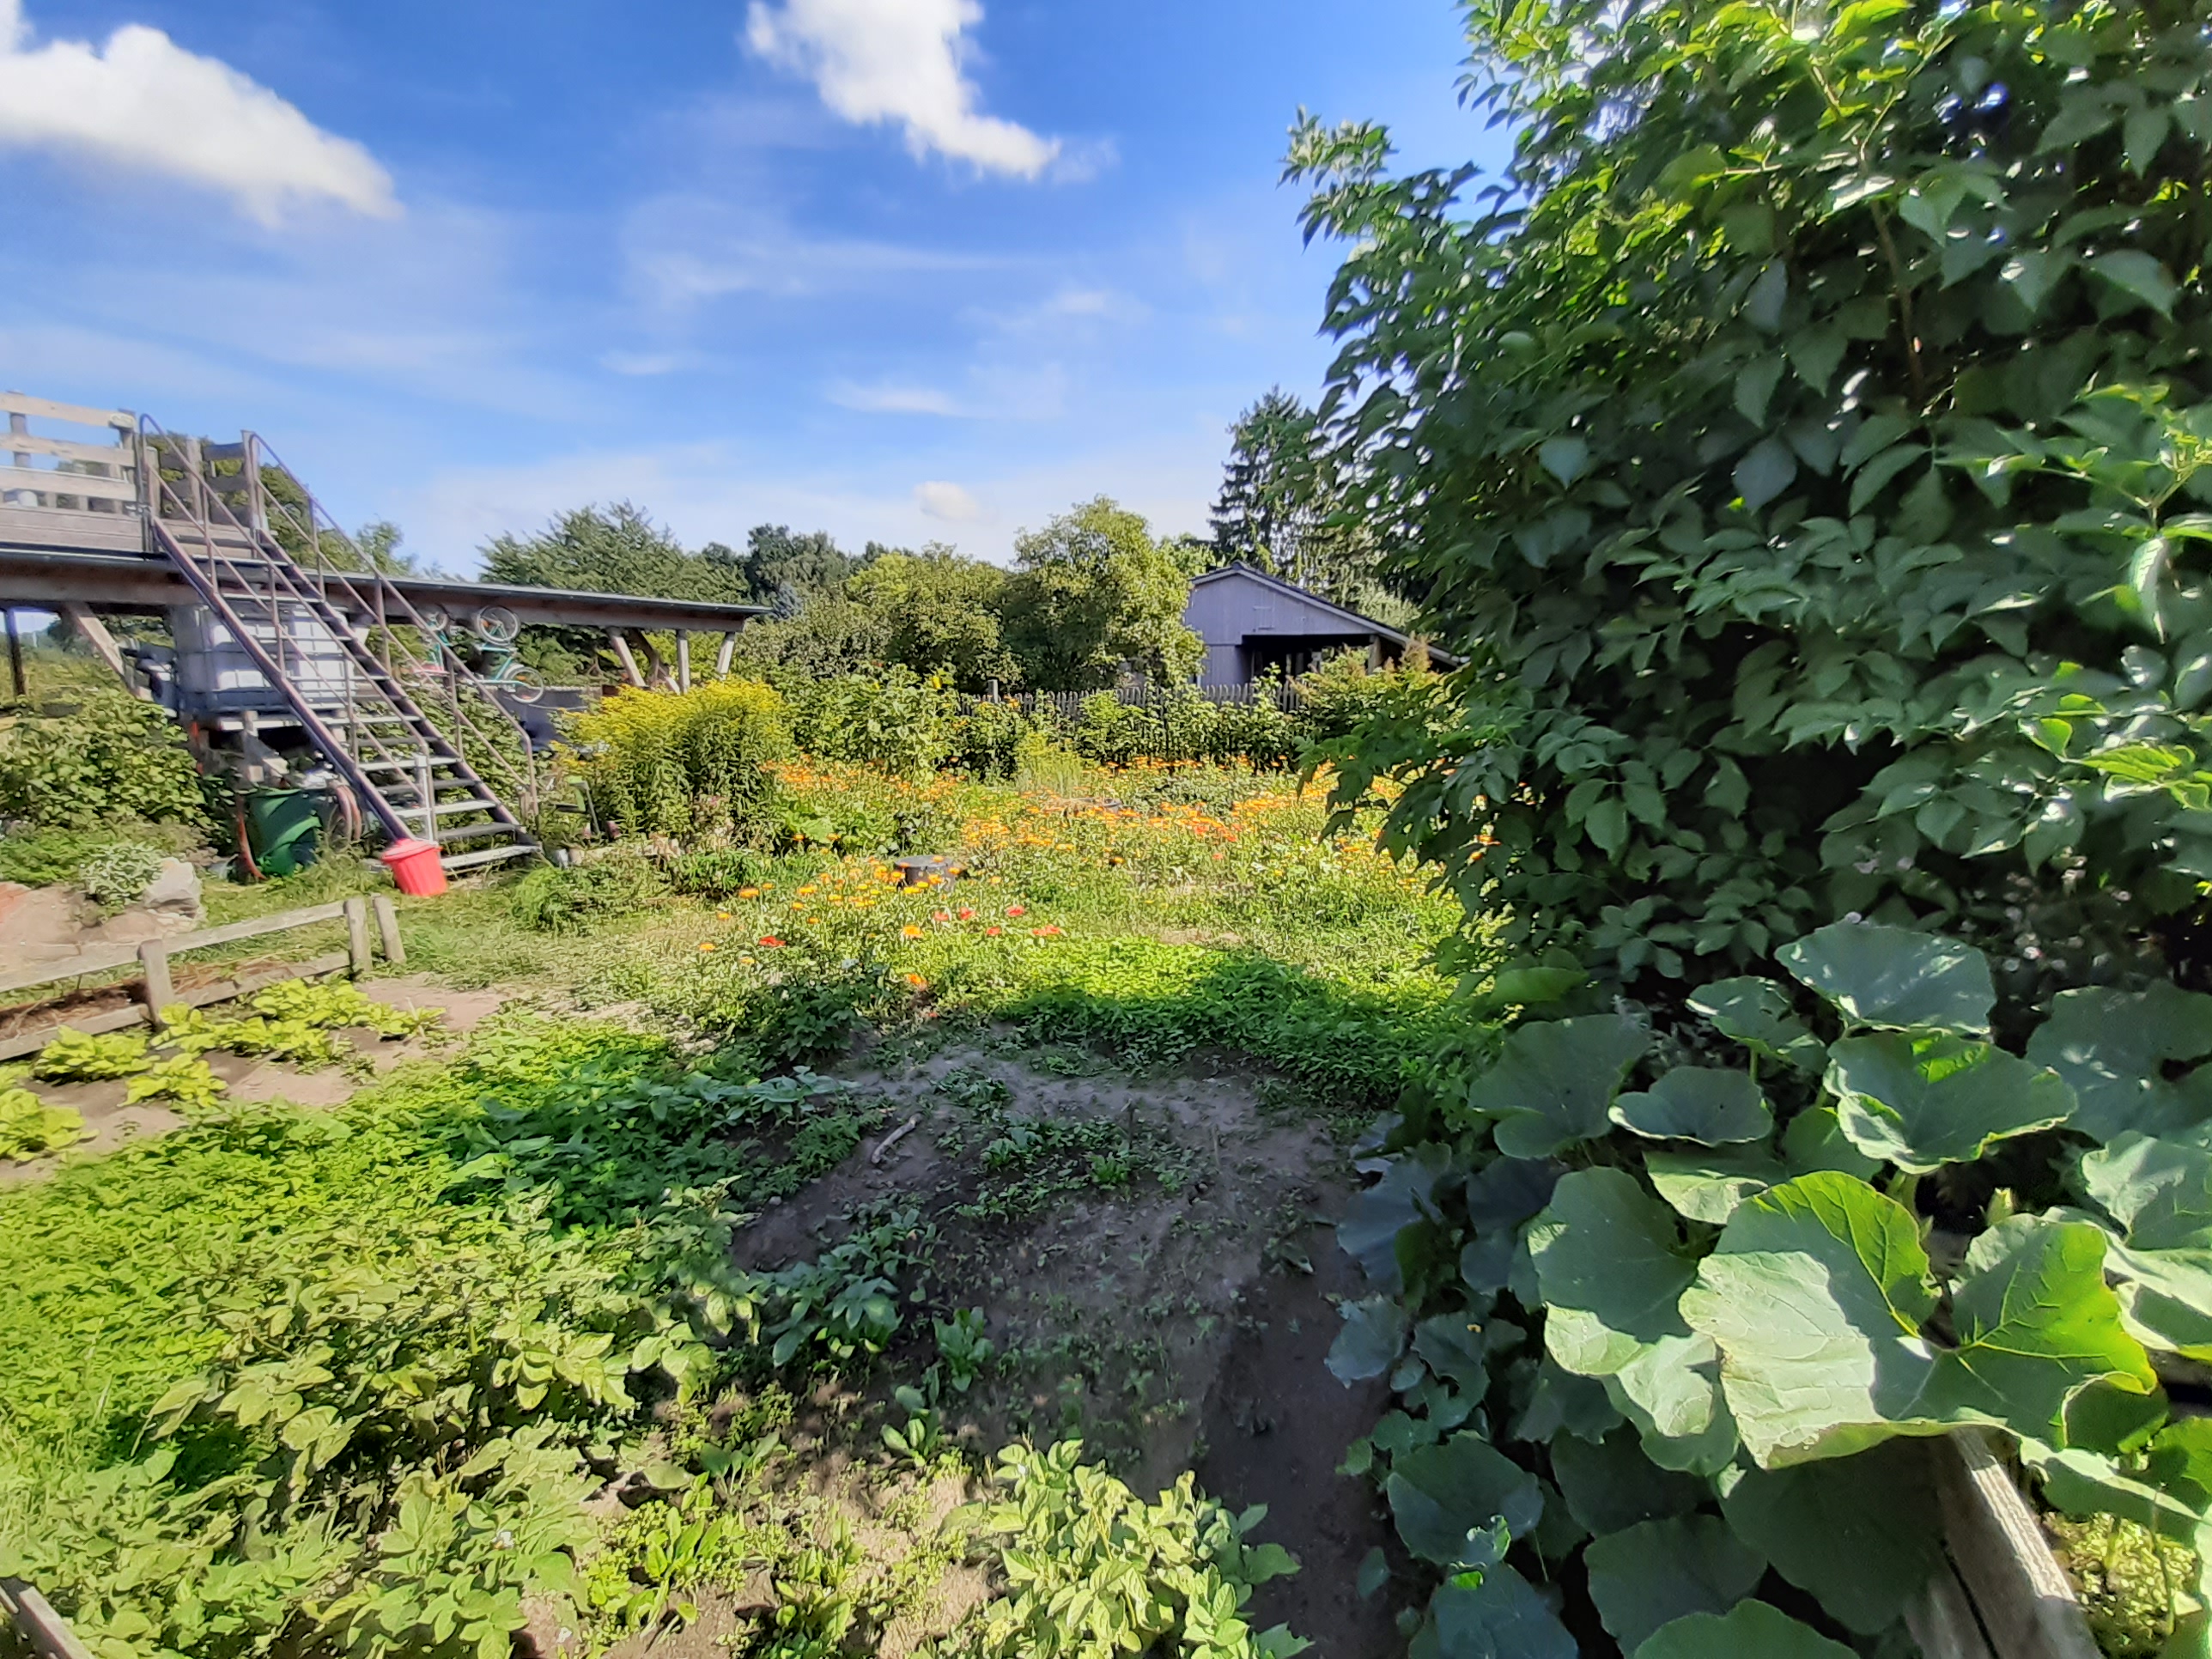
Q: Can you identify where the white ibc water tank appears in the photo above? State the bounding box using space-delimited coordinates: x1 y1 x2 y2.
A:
170 603 359 716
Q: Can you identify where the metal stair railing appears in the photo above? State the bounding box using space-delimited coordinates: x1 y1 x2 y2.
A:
231 428 543 824
136 418 534 866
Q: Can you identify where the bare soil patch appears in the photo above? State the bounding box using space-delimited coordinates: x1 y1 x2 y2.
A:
730 1040 1396 1652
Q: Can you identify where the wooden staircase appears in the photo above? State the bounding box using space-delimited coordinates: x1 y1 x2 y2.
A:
139 420 538 875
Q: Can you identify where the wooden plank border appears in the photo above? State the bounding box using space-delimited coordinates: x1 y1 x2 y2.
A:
0 1578 96 1659
0 951 356 1062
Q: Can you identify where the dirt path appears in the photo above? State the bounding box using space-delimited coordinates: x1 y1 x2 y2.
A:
732 1039 1401 1657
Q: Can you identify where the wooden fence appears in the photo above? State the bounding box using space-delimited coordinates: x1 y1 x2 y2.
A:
970 683 1304 723
0 895 404 1061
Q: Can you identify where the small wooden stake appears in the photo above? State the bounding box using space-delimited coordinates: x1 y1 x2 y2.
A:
371 894 404 967
1 1577 98 1659
343 897 371 977
137 940 173 1026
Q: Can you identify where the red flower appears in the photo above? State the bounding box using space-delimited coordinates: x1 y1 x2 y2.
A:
985 926 1004 936
933 909 953 923
957 907 976 920
758 936 787 948
1006 904 1027 917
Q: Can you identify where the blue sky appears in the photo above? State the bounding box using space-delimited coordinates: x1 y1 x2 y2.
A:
0 0 1509 572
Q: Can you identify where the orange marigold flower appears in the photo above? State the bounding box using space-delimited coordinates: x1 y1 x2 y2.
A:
932 908 952 922
985 926 1003 937
904 972 928 989
1033 925 1063 937
699 941 717 951
902 924 925 939
759 936 786 947
957 907 975 920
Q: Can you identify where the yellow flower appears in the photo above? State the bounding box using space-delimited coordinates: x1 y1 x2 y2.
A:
698 942 716 951
901 924 925 939
739 887 761 899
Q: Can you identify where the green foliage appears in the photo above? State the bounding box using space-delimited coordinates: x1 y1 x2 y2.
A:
482 503 751 606
0 1085 82 1161
665 845 773 899
1340 921 2212 1648
31 1028 151 1082
2046 1510 2201 1659
0 691 208 831
123 1055 228 1115
846 548 1021 690
959 1440 1307 1659
791 667 957 776
948 700 1031 781
509 848 668 934
1001 499 1204 691
0 824 192 889
75 841 166 912
1299 0 2212 992
568 680 793 838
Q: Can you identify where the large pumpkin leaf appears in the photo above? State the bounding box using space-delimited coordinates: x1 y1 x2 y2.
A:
1460 1157 1564 1294
1515 1357 1624 1445
1328 1297 1412 1382
2070 1133 2212 1358
1550 1428 1703 1534
1466 1016 1650 1158
1387 1434 1544 1568
1717 1441 1942 1633
1826 1032 2075 1172
1680 1174 1944 1467
2028 983 2212 1143
2080 1133 2212 1250
1610 1067 1773 1145
1647 1144 1786 1224
1687 976 1826 1073
1631 1601 1855 1659
1583 1516 1766 1651
1339 1145 1454 1293
1528 1170 1696 1376
1686 1181 2156 1466
1779 1105 1881 1180
1408 1569 1577 1659
1778 921 1995 1034
1937 1218 2157 1436
1601 1345 1739 1475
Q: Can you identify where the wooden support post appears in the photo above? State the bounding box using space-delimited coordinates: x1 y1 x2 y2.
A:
677 629 692 692
4 608 21 700
343 897 372 977
607 630 645 688
372 894 405 967
59 602 138 692
715 631 736 677
137 940 173 1025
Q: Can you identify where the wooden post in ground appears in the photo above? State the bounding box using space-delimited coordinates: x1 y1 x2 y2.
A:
372 894 405 967
343 897 371 977
677 630 692 691
607 630 645 688
715 632 736 676
137 941 173 1026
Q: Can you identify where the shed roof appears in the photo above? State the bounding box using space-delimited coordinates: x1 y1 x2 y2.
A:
1186 562 1459 665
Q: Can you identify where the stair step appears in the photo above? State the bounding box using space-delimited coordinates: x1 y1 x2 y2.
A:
437 820 525 845
440 843 538 874
358 757 471 775
419 798 504 818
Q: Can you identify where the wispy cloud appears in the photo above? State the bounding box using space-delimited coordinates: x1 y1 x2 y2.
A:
623 194 998 307
744 0 1059 179
0 0 396 223
830 380 967 416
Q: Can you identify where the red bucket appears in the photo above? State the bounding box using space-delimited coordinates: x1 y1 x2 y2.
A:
380 838 447 896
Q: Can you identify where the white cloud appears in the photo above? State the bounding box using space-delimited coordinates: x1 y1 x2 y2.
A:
0 0 397 223
744 0 1060 179
831 380 967 416
915 480 984 521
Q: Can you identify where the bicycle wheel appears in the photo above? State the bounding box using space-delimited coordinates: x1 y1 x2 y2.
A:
416 604 450 635
472 605 520 644
503 667 545 705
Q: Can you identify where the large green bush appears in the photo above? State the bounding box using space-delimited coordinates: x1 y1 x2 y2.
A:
0 691 207 831
1304 0 2212 999
566 680 791 837
790 667 957 777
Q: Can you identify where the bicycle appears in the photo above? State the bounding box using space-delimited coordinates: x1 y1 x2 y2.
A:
409 605 544 703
